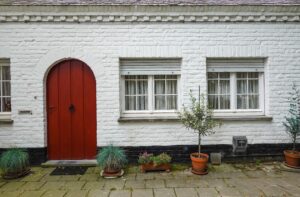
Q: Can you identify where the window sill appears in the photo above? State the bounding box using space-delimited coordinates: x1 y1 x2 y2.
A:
0 119 13 124
213 115 273 121
118 116 179 122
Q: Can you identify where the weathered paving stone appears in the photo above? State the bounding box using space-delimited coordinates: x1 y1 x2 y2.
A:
0 183 6 188
136 173 155 180
165 179 189 188
109 189 131 197
196 188 220 197
62 181 86 190
19 181 46 191
41 175 61 182
83 181 105 190
79 173 98 181
205 179 228 188
21 190 45 197
132 189 153 197
85 167 98 174
154 188 176 197
145 180 165 189
0 191 24 197
0 182 26 191
65 190 89 197
153 173 174 180
243 170 266 178
257 185 291 196
123 173 137 181
104 179 125 190
59 175 80 181
278 184 300 196
87 189 110 197
224 178 264 196
42 190 67 197
20 172 46 182
175 188 198 197
125 180 145 189
216 187 242 197
40 181 65 191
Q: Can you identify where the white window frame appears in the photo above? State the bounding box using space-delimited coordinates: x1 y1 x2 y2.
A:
0 60 11 120
120 75 181 118
209 72 265 116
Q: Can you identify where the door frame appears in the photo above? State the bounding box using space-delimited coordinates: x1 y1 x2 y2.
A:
44 58 97 160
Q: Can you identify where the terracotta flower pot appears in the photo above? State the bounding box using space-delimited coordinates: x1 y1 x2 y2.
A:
190 153 209 175
140 163 171 173
284 150 300 168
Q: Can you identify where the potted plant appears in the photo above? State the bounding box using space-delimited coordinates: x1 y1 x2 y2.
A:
0 148 30 179
178 89 221 175
138 152 171 173
96 145 128 178
283 84 300 168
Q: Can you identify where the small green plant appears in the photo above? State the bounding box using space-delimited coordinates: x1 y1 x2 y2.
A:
138 152 171 166
138 152 154 164
96 145 127 171
0 148 29 176
283 84 300 151
178 90 221 157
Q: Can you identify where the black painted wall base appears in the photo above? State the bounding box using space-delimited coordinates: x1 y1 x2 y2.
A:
0 143 299 165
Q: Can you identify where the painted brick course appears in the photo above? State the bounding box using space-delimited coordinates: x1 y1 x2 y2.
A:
0 22 299 148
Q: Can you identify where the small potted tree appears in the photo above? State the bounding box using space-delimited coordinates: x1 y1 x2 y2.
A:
97 145 128 178
283 84 300 168
179 88 221 175
0 148 30 179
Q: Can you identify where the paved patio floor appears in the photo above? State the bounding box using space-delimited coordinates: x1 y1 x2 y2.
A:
0 162 299 197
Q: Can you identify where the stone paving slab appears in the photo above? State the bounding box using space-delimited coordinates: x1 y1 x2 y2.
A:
132 189 153 197
154 188 176 197
175 188 198 197
109 189 131 197
87 189 110 197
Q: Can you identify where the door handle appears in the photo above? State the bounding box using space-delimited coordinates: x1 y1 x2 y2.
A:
69 104 75 113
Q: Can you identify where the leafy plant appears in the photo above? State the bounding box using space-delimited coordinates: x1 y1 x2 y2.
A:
283 84 300 151
178 90 221 157
138 152 154 164
96 145 127 171
0 148 29 175
152 153 172 166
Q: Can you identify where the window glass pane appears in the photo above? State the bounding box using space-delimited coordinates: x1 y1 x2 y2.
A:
125 75 136 80
237 73 247 79
2 67 10 80
137 96 148 110
220 80 230 94
137 75 147 80
166 80 177 94
166 95 177 110
125 96 136 110
137 80 147 94
125 81 136 95
220 95 230 109
237 95 248 109
166 75 177 79
154 75 165 79
208 95 218 109
2 97 11 112
208 72 218 79
248 72 258 78
249 95 259 109
219 73 230 78
2 82 10 96
248 80 258 94
155 80 165 94
237 80 247 94
155 96 165 110
208 80 218 94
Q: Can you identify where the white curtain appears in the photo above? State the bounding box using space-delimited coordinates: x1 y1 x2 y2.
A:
155 76 178 110
219 80 230 109
155 80 165 110
237 75 259 109
1 66 10 112
125 76 148 110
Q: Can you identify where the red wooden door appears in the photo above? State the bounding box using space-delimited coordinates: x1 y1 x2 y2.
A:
47 59 96 160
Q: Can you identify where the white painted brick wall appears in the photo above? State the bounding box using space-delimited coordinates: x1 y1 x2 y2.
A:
0 23 299 148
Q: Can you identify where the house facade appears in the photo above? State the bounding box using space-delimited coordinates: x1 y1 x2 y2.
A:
0 0 299 163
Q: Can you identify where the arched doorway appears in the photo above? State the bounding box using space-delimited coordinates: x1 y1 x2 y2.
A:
47 59 96 160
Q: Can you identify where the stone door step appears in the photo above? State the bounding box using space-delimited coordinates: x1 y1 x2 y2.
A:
42 160 97 167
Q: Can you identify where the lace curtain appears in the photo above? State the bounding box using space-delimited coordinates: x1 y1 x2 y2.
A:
1 66 11 112
125 76 148 110
154 75 177 110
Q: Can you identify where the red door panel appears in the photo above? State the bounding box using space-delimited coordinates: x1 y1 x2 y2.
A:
47 59 97 160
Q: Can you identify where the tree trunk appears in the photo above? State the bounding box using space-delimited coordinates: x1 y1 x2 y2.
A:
198 132 201 157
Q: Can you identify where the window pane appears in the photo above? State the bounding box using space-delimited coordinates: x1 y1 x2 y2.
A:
2 82 10 96
220 95 230 109
237 95 247 109
125 81 136 95
155 80 165 94
220 80 230 94
2 97 11 112
166 75 177 79
125 75 136 80
219 73 230 78
208 80 218 94
248 72 258 78
237 73 247 79
154 75 165 79
208 72 218 79
137 96 148 110
137 80 147 94
237 80 247 94
137 75 147 80
125 96 136 110
249 95 259 109
166 95 177 110
208 95 218 109
2 67 10 80
155 96 165 110
248 80 258 94
166 80 177 94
